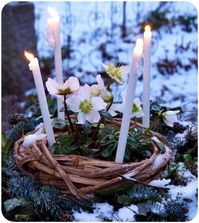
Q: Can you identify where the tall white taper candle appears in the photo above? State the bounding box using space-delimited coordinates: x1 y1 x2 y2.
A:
142 25 152 128
115 39 143 163
24 51 55 146
47 7 65 120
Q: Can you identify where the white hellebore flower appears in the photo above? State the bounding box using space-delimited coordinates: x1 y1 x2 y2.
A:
162 110 180 127
109 98 144 118
66 84 107 124
102 63 129 84
131 98 145 118
108 103 123 117
46 76 80 97
91 74 112 102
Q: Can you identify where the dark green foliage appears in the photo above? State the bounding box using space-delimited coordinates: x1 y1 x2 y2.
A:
116 185 188 222
7 175 91 220
163 162 187 186
2 117 37 162
2 156 19 177
98 126 153 162
53 134 80 155
99 109 113 120
117 186 161 206
165 200 188 221
53 118 67 130
127 128 152 160
7 118 37 142
98 127 119 160
2 131 13 161
8 176 40 198
137 200 187 221
25 94 57 119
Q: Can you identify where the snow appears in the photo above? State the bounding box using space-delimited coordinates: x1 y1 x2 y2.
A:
93 203 114 220
73 211 103 222
113 204 138 222
73 202 113 222
149 178 171 187
22 125 46 147
73 202 138 222
152 146 171 169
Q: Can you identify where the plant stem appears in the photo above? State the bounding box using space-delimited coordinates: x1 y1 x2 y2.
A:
106 99 113 112
107 79 113 92
74 123 80 142
64 94 74 132
92 122 101 140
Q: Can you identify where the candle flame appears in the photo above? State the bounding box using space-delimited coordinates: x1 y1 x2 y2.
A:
24 51 34 62
48 6 58 17
136 38 143 48
145 25 151 32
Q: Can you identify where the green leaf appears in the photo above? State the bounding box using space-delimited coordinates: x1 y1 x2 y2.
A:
101 143 117 158
53 118 67 130
183 154 192 162
99 110 112 120
124 148 131 161
2 131 8 148
82 121 92 132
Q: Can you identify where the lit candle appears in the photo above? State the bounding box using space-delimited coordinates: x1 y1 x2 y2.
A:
24 51 55 146
142 25 152 128
115 39 143 163
47 7 64 120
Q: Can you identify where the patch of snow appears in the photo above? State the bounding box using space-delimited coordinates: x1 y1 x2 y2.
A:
73 211 103 222
73 202 114 222
169 178 197 220
149 178 171 187
73 202 139 222
113 204 138 222
152 146 171 169
22 127 46 147
93 202 114 219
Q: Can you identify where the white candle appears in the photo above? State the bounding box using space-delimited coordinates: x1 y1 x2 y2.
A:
142 25 152 128
115 39 143 163
47 7 65 120
24 51 55 146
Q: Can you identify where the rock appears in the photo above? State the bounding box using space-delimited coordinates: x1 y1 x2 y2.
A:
3 198 28 213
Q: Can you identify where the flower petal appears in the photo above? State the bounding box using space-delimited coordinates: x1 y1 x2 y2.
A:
77 112 86 124
96 74 104 88
133 97 141 105
66 95 81 112
46 78 60 95
90 97 107 111
162 110 180 127
86 110 100 123
78 84 91 100
68 76 80 91
91 84 100 96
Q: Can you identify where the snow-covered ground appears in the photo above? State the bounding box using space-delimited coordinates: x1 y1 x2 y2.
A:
34 1 197 122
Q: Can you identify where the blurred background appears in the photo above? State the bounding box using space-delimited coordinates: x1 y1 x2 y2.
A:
2 1 198 130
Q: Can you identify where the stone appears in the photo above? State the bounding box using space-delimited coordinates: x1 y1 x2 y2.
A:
3 198 28 213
